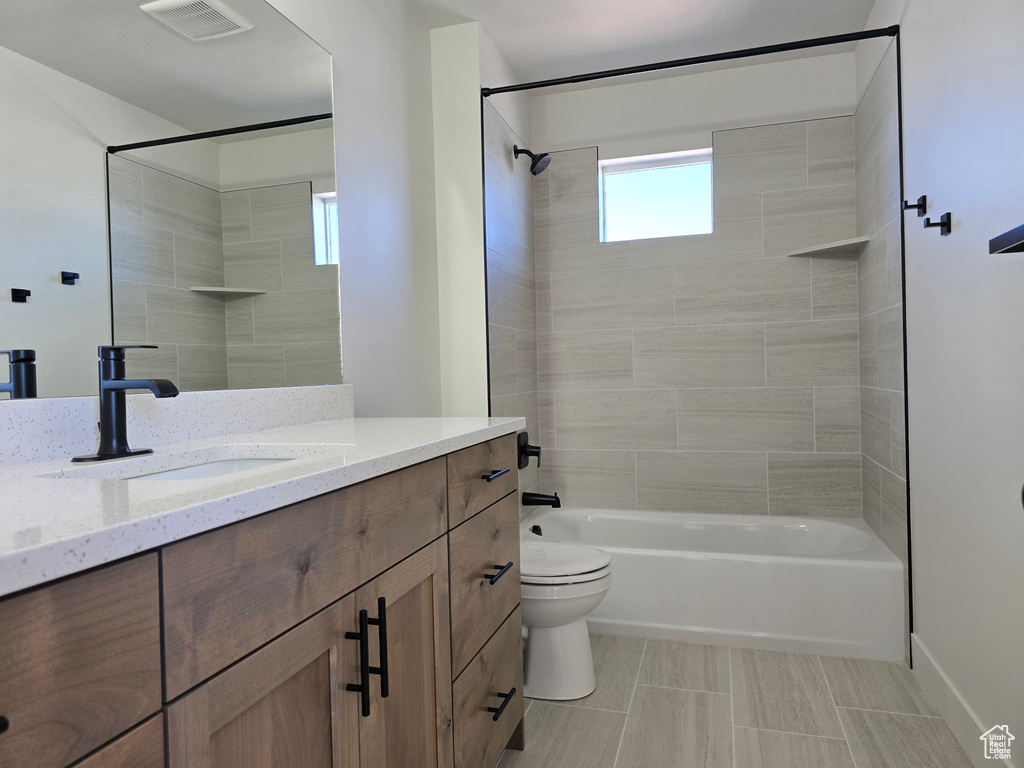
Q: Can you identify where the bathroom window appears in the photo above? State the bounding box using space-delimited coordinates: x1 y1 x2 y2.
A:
600 149 713 242
313 193 340 265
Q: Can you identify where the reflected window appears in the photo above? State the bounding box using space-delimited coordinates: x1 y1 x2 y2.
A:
313 192 339 265
600 149 713 242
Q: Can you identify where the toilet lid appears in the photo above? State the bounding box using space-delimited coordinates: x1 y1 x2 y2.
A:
520 536 611 579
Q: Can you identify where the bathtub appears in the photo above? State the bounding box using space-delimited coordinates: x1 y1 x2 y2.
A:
525 507 904 661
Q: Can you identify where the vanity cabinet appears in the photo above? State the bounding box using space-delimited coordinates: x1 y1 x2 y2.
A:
0 433 524 768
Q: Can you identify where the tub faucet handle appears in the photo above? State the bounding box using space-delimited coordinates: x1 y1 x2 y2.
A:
518 432 542 469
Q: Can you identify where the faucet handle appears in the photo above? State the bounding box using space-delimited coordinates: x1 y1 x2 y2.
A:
98 345 158 360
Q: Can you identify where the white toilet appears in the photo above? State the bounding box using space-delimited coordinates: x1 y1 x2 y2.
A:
519 527 612 700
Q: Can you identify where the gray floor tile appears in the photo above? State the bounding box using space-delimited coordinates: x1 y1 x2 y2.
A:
731 648 844 738
637 639 730 693
840 708 974 768
616 685 732 768
734 727 855 768
497 702 625 768
552 634 645 712
820 656 936 716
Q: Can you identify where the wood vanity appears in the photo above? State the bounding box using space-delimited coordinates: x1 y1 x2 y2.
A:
0 433 524 768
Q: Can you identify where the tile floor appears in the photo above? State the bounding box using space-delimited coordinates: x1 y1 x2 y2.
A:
498 634 974 768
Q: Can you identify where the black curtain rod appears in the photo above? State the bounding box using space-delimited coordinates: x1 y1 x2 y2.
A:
107 112 334 154
482 26 899 96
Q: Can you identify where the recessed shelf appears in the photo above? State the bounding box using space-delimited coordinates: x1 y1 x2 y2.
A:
189 286 267 296
989 223 1024 254
786 236 871 258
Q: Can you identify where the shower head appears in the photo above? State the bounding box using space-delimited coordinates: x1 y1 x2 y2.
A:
513 145 551 176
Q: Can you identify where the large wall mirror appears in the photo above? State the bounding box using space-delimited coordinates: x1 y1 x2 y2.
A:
0 0 339 398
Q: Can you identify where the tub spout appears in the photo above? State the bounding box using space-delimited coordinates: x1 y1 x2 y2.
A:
522 491 560 508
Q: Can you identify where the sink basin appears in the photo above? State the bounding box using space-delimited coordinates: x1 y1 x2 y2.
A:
129 458 293 481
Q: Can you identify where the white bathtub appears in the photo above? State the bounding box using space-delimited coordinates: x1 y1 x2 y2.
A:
526 507 904 661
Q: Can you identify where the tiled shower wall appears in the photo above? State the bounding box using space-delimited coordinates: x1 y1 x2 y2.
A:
854 43 909 657
483 100 541 498
534 119 867 516
109 157 341 390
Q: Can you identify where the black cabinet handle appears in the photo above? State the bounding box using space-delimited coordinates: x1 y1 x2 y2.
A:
487 688 516 721
345 610 371 717
481 467 510 482
487 562 514 585
0 715 9 734
368 597 389 699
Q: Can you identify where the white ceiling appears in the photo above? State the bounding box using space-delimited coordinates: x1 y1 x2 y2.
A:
0 0 332 134
408 0 878 84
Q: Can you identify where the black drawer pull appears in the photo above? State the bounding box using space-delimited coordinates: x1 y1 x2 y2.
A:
481 467 510 482
0 716 8 734
487 688 516 721
345 610 371 717
487 561 514 585
368 597 389 699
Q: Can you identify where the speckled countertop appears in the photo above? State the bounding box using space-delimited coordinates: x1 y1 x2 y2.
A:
0 416 524 598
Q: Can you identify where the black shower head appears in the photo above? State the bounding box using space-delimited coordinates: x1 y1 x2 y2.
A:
513 145 551 176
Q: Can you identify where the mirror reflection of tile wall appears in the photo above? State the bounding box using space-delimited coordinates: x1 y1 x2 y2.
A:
109 155 341 391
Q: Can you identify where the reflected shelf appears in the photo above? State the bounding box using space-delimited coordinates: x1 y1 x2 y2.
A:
786 236 871 258
189 286 267 296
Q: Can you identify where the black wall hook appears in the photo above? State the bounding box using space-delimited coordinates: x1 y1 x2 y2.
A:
61 271 80 285
902 195 927 217
924 212 953 236
11 289 30 303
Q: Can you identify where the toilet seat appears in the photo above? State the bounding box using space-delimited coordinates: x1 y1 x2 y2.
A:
520 535 612 585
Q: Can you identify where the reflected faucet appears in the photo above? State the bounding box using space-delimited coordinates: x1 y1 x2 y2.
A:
72 345 179 462
0 350 37 399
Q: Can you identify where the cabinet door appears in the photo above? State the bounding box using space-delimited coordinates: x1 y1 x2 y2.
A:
166 596 359 768
72 716 164 768
356 539 453 768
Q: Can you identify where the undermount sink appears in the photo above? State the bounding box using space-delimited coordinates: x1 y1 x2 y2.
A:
128 458 293 481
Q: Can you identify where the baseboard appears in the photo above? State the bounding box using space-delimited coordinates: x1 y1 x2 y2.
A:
912 635 1015 768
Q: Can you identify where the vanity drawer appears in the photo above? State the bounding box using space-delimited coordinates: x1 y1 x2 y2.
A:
0 555 162 768
72 715 164 768
447 434 518 528
449 492 521 676
453 607 524 768
162 456 447 699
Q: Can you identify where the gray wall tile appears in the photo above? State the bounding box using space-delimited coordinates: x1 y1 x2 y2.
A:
768 452 862 517
224 296 254 345
765 320 859 386
862 457 882 537
555 390 677 450
516 330 538 394
858 233 890 316
538 390 555 446
110 221 175 287
807 117 856 187
861 387 892 470
891 395 906 479
249 182 312 242
551 267 674 331
221 190 251 244
285 341 343 386
177 344 229 391
252 288 340 344
814 386 861 452
538 330 633 390
282 237 335 291
174 233 224 289
227 344 286 389
146 285 226 346
859 314 878 387
674 258 811 325
112 280 147 343
542 449 637 509
877 304 905 391
856 164 875 238
762 185 857 259
713 122 808 196
224 240 283 292
124 344 177 383
634 324 766 389
637 451 768 514
811 257 859 319
676 388 813 451
880 469 908 565
488 323 517 397
141 166 222 243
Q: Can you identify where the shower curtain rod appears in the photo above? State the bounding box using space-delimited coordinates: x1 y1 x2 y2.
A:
107 113 333 154
481 26 899 97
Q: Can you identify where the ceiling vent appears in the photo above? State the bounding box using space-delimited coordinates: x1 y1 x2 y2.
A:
140 0 254 41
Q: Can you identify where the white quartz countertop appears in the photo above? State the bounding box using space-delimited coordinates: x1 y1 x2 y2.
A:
0 416 524 598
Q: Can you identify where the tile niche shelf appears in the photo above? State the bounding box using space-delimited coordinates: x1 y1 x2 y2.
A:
786 236 871 258
189 286 267 296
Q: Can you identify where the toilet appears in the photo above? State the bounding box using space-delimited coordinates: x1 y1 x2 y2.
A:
519 526 612 700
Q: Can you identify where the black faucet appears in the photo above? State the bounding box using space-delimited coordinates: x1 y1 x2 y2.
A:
0 350 37 399
72 345 179 462
522 492 561 508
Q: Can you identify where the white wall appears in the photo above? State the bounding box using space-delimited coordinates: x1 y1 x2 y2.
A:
267 0 442 417
218 126 336 193
530 52 858 160
872 0 1024 762
478 27 531 147
0 45 199 398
